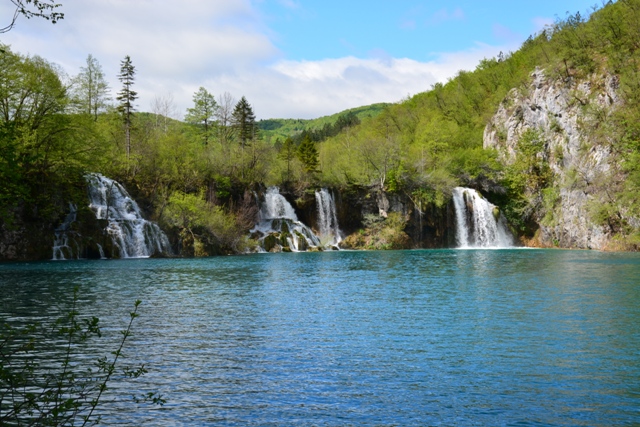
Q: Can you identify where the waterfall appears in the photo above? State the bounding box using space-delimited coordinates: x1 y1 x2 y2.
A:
315 188 342 246
52 174 172 259
261 187 299 221
251 187 323 252
52 203 79 260
452 187 515 248
85 173 172 258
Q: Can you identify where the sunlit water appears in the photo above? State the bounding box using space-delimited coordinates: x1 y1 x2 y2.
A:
1 249 640 426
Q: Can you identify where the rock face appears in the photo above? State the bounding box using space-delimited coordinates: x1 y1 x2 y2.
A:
292 185 454 249
484 69 627 249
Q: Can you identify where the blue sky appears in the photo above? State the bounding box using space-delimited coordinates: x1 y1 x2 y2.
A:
258 0 592 60
0 0 597 119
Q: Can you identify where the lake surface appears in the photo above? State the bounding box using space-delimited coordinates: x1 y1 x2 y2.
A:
1 249 640 426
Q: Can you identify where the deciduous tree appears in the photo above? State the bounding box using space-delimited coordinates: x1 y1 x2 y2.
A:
71 54 110 121
278 136 297 182
185 87 217 145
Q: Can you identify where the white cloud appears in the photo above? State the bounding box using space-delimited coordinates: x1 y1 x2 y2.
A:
208 42 513 119
0 0 515 120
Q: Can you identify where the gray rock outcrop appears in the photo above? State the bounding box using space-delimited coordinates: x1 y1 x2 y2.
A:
484 68 629 249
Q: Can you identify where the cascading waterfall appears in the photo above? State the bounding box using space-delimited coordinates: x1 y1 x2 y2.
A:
86 173 172 258
315 188 342 246
251 187 323 252
452 187 515 248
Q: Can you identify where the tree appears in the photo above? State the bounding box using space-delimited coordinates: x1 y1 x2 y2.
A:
278 136 297 182
185 87 217 145
1 0 63 33
71 54 110 121
116 55 137 160
215 91 235 147
151 93 177 133
231 96 256 149
0 45 73 223
230 96 258 180
297 134 319 173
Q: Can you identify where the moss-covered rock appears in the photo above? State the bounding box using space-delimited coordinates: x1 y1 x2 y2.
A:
341 212 412 250
263 233 278 252
492 206 500 221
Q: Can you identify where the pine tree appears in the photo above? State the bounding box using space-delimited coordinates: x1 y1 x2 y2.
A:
297 134 319 173
116 55 137 160
231 96 257 180
185 87 217 145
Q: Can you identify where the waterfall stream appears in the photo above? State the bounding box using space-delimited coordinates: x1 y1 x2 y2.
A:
452 187 514 248
52 203 79 260
251 187 337 252
52 174 172 259
315 188 342 246
87 174 172 258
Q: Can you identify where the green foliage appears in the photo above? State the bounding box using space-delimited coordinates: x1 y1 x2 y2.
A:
297 134 319 174
116 56 137 120
500 129 553 233
231 96 256 149
185 87 217 145
257 103 388 143
277 137 298 182
0 45 106 227
70 54 110 121
5 0 640 255
0 289 163 426
162 191 252 255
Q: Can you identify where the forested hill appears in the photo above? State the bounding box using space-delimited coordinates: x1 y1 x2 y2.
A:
1 0 640 259
316 0 640 250
258 103 389 144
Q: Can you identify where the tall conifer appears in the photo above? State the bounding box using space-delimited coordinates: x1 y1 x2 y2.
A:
231 96 256 149
297 134 319 173
116 55 137 160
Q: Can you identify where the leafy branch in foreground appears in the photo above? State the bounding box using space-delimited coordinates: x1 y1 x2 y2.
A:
0 288 163 426
1 0 64 34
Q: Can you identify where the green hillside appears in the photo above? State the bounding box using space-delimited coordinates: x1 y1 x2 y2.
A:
258 103 389 143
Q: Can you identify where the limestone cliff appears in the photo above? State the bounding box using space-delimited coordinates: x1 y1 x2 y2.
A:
484 69 635 249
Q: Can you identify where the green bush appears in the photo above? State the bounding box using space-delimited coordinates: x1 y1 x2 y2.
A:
0 288 163 426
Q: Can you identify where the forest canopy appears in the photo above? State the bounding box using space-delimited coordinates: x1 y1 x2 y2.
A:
2 0 640 254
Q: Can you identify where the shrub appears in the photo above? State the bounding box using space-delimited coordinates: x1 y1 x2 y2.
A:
0 288 163 426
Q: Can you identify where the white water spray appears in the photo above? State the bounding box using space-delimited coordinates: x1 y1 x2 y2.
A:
452 187 514 248
251 187 322 252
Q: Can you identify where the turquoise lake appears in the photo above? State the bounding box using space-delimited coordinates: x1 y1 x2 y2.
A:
1 249 639 426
